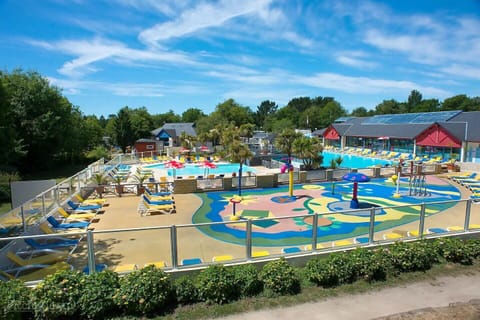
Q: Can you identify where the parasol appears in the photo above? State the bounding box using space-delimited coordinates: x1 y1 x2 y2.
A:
342 172 370 209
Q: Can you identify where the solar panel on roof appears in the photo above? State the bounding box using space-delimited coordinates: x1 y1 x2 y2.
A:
363 111 462 125
409 110 461 123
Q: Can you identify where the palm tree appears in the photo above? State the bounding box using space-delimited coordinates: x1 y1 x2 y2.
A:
228 140 254 196
275 129 303 197
293 136 324 170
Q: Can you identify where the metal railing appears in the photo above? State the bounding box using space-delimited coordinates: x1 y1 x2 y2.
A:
0 198 476 281
0 159 105 238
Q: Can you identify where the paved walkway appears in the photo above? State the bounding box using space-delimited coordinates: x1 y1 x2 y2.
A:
219 272 480 320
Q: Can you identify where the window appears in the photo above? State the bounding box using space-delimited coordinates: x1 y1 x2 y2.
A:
146 145 154 150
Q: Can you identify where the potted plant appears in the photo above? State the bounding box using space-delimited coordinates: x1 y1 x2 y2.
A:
112 175 124 197
133 173 149 196
92 173 108 198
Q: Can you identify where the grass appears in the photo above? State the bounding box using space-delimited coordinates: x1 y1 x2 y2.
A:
154 262 480 320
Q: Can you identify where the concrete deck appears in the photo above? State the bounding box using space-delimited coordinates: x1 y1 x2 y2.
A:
70 177 479 271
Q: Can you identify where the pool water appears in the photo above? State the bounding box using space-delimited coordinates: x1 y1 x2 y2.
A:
293 151 392 169
145 162 256 177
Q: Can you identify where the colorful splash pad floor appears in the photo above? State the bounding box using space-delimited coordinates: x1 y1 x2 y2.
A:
192 176 462 247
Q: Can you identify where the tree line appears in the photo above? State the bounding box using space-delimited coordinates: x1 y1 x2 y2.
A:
1 69 479 176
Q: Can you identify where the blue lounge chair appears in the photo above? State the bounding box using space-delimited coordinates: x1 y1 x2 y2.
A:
282 247 302 254
427 227 448 234
354 237 370 244
182 258 203 266
145 188 171 197
67 200 101 211
24 237 79 250
47 216 90 229
142 195 174 206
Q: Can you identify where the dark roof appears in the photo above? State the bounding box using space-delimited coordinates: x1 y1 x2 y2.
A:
322 111 480 142
449 111 480 142
151 122 196 138
332 123 353 136
312 129 325 136
344 123 431 139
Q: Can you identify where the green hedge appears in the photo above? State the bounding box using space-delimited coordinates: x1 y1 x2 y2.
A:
1 238 479 319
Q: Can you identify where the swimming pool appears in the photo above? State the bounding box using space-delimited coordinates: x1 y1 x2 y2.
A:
292 151 392 169
145 162 256 177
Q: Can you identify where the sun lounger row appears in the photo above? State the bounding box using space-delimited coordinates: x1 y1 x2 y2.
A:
138 190 176 215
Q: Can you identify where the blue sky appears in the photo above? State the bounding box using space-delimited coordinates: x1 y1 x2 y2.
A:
1 0 479 117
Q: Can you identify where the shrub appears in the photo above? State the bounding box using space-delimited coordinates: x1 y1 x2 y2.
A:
78 270 120 319
232 264 263 297
388 241 438 273
306 257 339 287
113 265 175 316
260 258 300 296
349 248 388 282
466 238 480 259
0 279 33 319
437 238 474 265
174 276 199 306
196 265 238 304
33 270 85 319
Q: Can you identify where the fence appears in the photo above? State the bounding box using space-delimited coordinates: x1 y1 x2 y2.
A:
0 198 477 282
0 159 106 239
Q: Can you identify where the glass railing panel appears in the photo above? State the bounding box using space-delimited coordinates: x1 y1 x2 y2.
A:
176 221 247 265
423 200 466 235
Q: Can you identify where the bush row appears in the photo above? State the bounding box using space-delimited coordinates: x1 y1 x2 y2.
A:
1 238 479 319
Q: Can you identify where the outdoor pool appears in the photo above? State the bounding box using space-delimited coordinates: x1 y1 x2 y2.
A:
293 151 393 169
145 162 256 177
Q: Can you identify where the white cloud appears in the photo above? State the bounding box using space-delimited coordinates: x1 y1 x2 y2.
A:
48 76 206 97
29 37 196 78
138 0 273 46
441 65 480 80
294 72 450 97
335 51 376 69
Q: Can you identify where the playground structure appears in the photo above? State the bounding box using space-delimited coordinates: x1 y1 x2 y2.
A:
400 161 432 197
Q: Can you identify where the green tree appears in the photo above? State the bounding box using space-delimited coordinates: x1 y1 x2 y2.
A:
113 107 135 153
407 90 423 113
82 115 104 149
254 100 278 129
1 69 79 171
151 110 181 128
350 107 369 117
227 140 254 196
275 129 303 196
212 99 254 127
182 107 206 123
375 99 401 114
130 107 154 140
239 123 255 143
293 136 323 170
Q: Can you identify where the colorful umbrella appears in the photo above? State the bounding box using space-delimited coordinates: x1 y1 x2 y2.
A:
165 160 184 178
342 172 370 209
199 145 210 152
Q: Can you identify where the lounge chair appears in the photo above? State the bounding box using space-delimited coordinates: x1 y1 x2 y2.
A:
181 258 203 266
143 192 174 202
354 237 370 244
144 188 172 197
0 262 73 282
39 222 86 235
427 227 448 234
7 249 69 267
113 264 138 273
67 200 102 211
142 195 174 206
144 261 167 268
24 237 79 250
212 255 234 262
58 207 95 221
47 216 90 229
383 233 403 240
251 250 270 258
332 239 354 247
304 243 325 250
281 247 302 254
74 194 107 206
140 201 176 215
